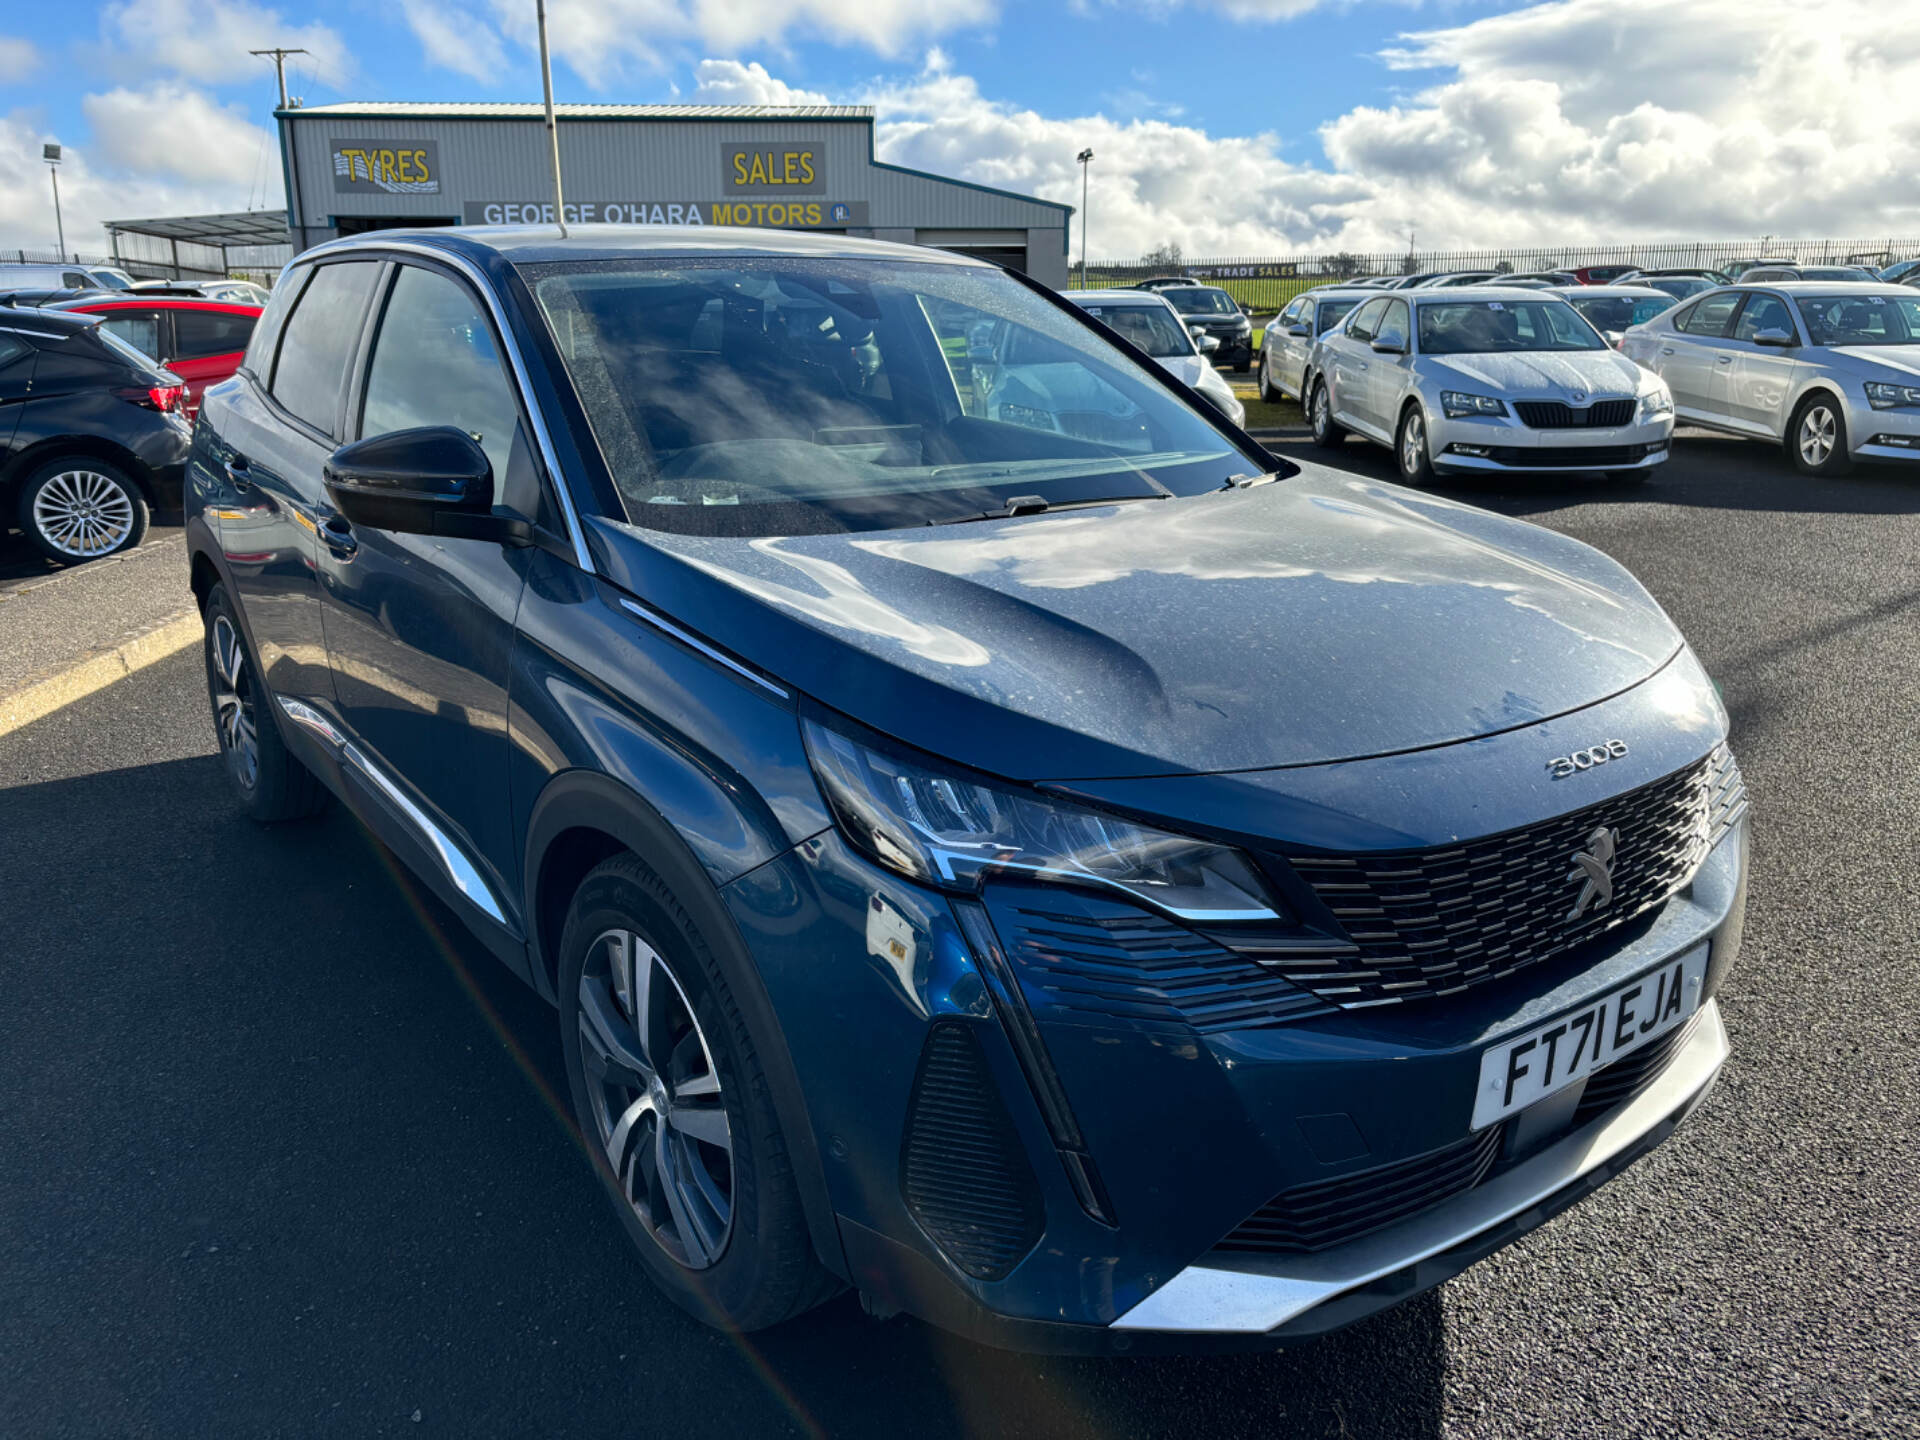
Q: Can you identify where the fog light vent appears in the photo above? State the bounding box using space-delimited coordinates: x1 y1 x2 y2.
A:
901 1022 1044 1281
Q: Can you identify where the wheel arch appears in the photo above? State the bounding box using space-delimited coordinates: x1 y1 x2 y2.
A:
523 769 848 1279
0 435 157 504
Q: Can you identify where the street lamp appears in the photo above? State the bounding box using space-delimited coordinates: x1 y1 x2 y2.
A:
1076 148 1094 288
44 143 65 259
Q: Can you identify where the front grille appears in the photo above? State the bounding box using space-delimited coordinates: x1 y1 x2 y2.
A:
1481 442 1660 467
1514 398 1636 428
1258 746 1745 1008
999 905 1333 1033
1214 1124 1507 1254
900 1023 1044 1281
1572 1012 1703 1126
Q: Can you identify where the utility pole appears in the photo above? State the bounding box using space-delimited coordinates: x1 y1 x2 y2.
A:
250 47 308 109
1076 148 1094 288
43 144 65 257
537 0 567 236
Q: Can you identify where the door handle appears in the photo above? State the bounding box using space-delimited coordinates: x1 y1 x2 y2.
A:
319 513 358 559
1718 355 1734 365
1660 347 1675 355
223 455 253 491
1358 361 1369 371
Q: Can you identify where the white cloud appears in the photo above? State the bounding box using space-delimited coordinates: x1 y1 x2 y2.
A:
100 0 352 89
82 86 278 189
690 59 833 107
0 35 38 81
486 0 993 86
398 0 508 83
0 111 280 252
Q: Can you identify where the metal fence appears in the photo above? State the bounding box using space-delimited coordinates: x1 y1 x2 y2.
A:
1079 237 1920 311
3 246 288 287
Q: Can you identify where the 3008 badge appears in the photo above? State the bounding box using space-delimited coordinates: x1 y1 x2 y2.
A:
1547 738 1629 778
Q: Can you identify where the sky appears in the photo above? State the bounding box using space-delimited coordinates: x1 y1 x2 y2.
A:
3 0 1919 260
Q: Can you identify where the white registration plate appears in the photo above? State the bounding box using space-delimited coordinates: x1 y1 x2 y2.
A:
1471 944 1708 1130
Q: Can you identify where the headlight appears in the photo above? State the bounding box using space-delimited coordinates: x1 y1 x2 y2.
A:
1441 391 1508 418
1639 387 1673 420
803 719 1285 922
1864 381 1920 409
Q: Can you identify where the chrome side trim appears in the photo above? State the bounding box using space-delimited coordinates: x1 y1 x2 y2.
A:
617 596 790 700
274 696 510 925
1111 1000 1730 1334
297 237 595 575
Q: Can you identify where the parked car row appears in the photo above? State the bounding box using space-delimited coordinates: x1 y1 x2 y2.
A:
1 276 262 562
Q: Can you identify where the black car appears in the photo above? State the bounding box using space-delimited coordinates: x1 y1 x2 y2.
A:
0 306 191 562
1159 285 1254 370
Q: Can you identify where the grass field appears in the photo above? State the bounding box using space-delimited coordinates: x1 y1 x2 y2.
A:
1228 367 1305 431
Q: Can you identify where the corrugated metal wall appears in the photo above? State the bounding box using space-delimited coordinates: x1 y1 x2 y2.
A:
283 114 1069 284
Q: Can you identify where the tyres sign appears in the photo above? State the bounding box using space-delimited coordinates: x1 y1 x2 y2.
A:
332 140 441 195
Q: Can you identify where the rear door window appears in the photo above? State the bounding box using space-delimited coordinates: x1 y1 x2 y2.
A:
270 261 381 436
1680 292 1744 338
174 308 259 360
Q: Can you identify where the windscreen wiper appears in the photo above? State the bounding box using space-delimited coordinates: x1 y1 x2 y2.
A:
928 492 1172 526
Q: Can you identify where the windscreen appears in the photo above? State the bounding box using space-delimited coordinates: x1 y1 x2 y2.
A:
1796 294 1920 346
1566 294 1678 330
1076 303 1194 357
531 258 1248 537
1417 299 1606 354
1165 288 1238 316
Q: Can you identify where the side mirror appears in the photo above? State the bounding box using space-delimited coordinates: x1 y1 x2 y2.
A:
1752 328 1796 348
323 426 529 545
1196 334 1222 355
1370 336 1407 354
1604 330 1626 350
1286 323 1312 337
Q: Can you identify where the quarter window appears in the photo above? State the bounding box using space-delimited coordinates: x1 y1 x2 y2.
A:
1679 292 1744 339
99 311 164 360
270 261 381 436
361 265 524 483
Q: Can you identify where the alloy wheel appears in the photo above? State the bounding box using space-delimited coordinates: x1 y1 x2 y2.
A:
210 615 260 790
1313 386 1329 437
1798 405 1836 467
31 470 135 558
1401 411 1427 476
577 929 733 1270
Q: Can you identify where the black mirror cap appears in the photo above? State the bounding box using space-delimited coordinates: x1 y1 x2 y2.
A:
324 426 527 544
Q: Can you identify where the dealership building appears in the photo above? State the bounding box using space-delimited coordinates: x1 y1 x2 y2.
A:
272 101 1073 285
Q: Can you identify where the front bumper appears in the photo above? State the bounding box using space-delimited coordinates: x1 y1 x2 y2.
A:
1431 409 1673 472
1851 400 1920 462
1113 1000 1727 1337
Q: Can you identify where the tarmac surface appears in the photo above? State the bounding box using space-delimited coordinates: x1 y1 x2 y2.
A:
2 431 1916 1437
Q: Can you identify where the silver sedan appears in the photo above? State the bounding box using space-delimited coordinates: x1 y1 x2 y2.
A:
1620 282 1920 475
1258 287 1373 404
1302 287 1676 484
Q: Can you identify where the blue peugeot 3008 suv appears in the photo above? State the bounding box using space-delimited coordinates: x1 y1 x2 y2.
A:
185 228 1748 1351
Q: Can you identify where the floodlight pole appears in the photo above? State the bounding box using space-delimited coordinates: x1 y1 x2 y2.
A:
249 48 308 110
46 152 65 258
537 0 568 237
1077 148 1094 288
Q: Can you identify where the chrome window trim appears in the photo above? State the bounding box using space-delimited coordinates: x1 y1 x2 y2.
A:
300 237 595 575
617 596 790 700
276 696 511 925
1111 1000 1729 1335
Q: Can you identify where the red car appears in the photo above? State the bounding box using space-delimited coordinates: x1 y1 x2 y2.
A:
50 297 262 417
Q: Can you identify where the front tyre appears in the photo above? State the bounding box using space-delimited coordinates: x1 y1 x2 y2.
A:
558 854 836 1332
1310 380 1346 449
1788 394 1853 476
202 583 328 823
1396 405 1436 485
17 457 149 564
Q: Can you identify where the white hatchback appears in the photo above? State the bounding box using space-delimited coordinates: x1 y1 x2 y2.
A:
1302 287 1675 484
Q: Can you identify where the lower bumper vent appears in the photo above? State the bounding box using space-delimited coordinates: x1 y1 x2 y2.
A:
901 1022 1044 1281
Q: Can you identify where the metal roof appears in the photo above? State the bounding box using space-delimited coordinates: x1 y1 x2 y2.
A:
102 210 293 247
283 101 873 120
